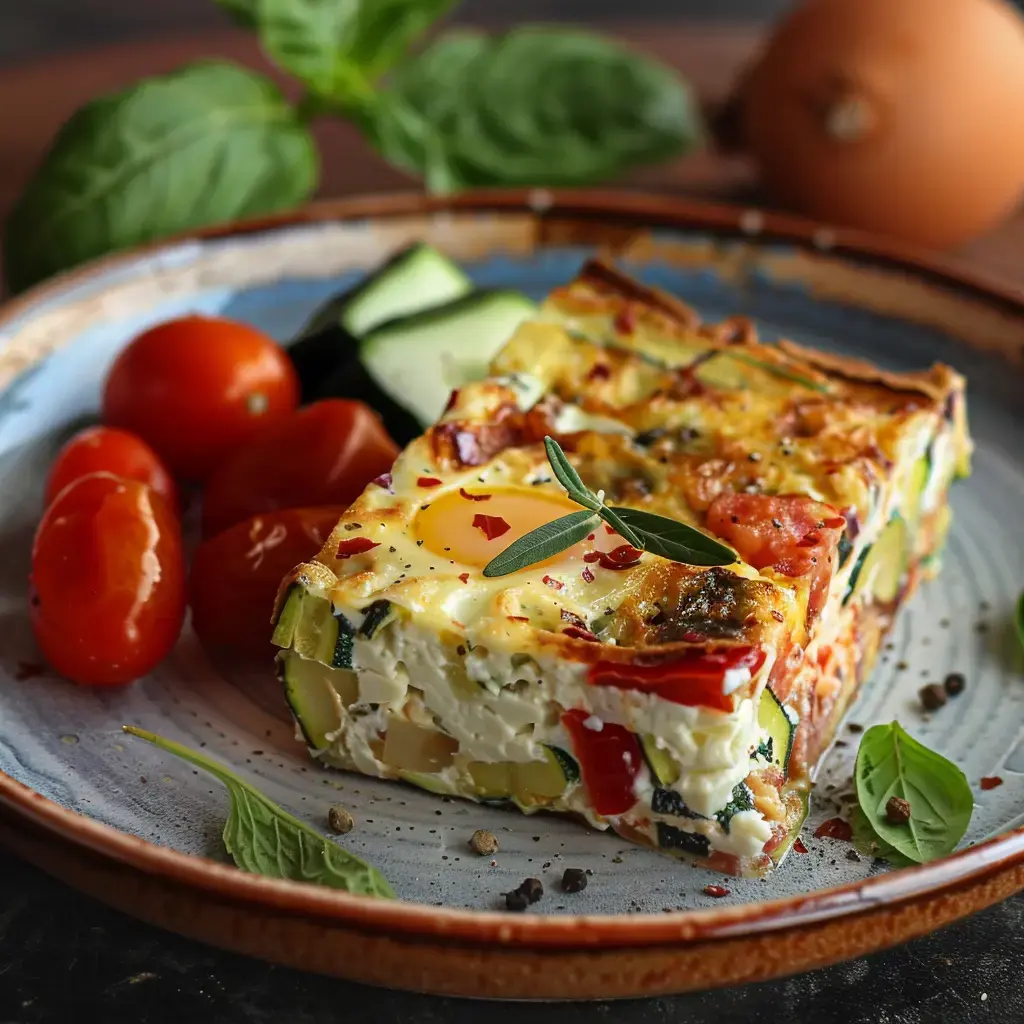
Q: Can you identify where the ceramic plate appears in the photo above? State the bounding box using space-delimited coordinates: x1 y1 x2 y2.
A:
1 191 1023 1000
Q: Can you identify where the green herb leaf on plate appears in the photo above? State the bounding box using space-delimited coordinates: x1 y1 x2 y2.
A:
369 27 702 192
483 509 599 578
256 0 456 107
543 435 598 509
3 63 318 294
854 721 973 864
124 726 395 898
848 804 916 868
608 506 737 566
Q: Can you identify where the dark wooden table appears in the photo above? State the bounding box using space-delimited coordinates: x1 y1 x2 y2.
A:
1 18 1023 1024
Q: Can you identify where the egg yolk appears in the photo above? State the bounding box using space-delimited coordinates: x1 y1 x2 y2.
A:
415 487 587 569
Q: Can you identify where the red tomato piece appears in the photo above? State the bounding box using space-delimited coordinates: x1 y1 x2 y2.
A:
44 425 179 515
588 646 766 712
189 506 345 661
562 708 642 816
706 493 845 621
103 315 299 481
30 473 185 686
200 400 399 538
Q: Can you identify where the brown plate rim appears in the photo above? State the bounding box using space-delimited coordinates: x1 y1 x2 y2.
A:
1 187 1022 952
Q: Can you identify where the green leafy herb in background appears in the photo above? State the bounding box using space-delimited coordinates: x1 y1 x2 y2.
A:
124 725 396 898
482 436 735 577
1016 589 1024 654
854 722 973 865
3 0 702 292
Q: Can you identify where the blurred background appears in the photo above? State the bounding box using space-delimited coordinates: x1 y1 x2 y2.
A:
0 1 791 63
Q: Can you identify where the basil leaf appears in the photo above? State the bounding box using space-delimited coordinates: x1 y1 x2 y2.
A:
256 0 455 105
483 510 599 578
369 27 701 191
608 506 736 566
855 722 973 864
124 726 395 898
849 804 915 868
543 436 598 509
3 63 318 294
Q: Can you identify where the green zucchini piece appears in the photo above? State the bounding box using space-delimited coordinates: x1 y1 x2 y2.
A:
280 651 356 750
359 600 394 639
651 788 702 819
656 822 710 858
769 787 810 865
758 687 798 778
845 514 909 606
360 290 537 427
903 454 930 532
271 585 303 649
292 593 341 666
640 735 680 786
545 745 581 785
398 770 457 796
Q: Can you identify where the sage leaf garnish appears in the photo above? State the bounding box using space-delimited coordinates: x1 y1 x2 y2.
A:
482 510 599 578
609 506 737 566
855 722 973 865
124 726 396 898
483 437 735 577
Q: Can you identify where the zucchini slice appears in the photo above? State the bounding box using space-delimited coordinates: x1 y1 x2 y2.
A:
769 787 811 865
758 687 798 778
280 651 357 750
656 821 711 858
640 735 680 786
272 588 355 669
271 585 303 650
360 290 537 427
845 514 909 606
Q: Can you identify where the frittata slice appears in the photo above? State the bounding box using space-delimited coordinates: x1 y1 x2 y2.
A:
271 260 970 876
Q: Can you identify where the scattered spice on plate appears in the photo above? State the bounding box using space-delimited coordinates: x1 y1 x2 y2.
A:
703 884 730 898
980 776 1003 791
919 683 948 711
944 672 966 697
516 878 544 905
505 890 530 912
846 849 861 863
885 796 912 824
327 806 354 834
562 868 588 893
814 817 853 841
847 722 863 733
469 829 499 855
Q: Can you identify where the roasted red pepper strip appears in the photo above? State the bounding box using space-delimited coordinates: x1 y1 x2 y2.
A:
588 646 765 711
562 708 642 816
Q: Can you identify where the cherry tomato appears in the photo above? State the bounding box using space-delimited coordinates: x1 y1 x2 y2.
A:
30 473 186 686
189 506 345 660
707 493 845 622
103 315 299 481
588 646 767 713
562 708 642 817
201 400 399 538
44 425 179 515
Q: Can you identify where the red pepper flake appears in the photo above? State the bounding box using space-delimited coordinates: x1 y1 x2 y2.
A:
508 615 530 623
542 575 564 591
417 476 442 487
587 533 596 541
981 776 1004 790
583 551 602 563
797 532 820 548
604 524 617 535
680 630 705 643
336 537 380 559
822 516 846 529
14 661 43 681
614 305 638 335
814 817 853 841
371 472 392 489
458 573 470 584
793 837 809 854
581 567 595 583
472 513 511 540
702 884 730 898
443 388 461 413
598 545 643 570
770 609 784 623
459 488 491 502
588 363 611 381
563 626 600 643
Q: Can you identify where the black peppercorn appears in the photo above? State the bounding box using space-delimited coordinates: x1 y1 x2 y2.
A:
562 868 588 893
944 672 966 696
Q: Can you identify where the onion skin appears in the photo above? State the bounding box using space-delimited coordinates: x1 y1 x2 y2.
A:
736 0 1024 249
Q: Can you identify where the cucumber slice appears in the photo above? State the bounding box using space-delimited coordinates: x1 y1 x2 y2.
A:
280 651 357 750
845 514 908 606
758 687 798 778
360 290 537 427
640 735 680 786
287 242 472 409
